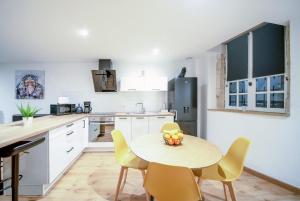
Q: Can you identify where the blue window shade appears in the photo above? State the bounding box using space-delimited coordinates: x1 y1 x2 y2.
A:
227 34 248 81
253 23 285 78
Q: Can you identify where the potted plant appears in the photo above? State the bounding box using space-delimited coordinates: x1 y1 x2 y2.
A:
17 104 41 126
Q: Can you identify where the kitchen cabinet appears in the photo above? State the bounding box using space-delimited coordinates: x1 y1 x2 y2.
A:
4 118 88 196
120 76 167 92
148 116 174 134
115 116 132 143
115 115 174 143
120 77 145 91
145 76 168 91
131 116 149 140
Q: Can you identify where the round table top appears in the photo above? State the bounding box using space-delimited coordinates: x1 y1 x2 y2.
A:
130 134 222 169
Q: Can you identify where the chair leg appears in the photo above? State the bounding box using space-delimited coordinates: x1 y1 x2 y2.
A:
197 177 204 201
120 168 128 192
12 154 19 201
141 169 146 181
222 182 227 201
115 166 126 201
227 182 237 201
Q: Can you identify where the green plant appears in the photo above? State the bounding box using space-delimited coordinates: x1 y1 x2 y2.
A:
17 104 41 118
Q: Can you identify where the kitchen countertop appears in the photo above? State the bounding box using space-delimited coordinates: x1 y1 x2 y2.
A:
0 112 174 149
0 114 88 149
89 112 175 117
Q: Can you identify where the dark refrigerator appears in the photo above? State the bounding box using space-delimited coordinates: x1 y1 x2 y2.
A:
168 77 197 136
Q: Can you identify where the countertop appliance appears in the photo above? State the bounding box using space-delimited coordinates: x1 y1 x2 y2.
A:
89 116 115 143
84 101 92 113
92 59 117 92
50 104 75 115
168 77 197 136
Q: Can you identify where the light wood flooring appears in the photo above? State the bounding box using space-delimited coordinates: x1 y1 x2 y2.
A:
0 152 299 201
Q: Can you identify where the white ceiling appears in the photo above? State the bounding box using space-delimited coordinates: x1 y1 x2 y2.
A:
0 0 299 63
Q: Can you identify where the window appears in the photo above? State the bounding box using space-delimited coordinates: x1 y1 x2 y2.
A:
225 23 288 113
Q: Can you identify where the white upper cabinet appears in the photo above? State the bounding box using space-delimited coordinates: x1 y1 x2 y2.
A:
120 77 145 91
145 76 168 91
120 76 167 92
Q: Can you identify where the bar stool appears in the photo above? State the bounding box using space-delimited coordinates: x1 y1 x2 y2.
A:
0 137 45 201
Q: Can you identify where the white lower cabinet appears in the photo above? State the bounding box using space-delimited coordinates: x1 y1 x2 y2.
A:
148 116 174 134
4 118 88 196
131 116 149 140
115 115 174 143
115 117 132 143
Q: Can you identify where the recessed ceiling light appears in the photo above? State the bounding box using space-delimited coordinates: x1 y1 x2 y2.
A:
77 28 89 38
153 48 160 55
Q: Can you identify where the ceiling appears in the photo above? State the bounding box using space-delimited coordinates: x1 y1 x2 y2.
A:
0 0 299 63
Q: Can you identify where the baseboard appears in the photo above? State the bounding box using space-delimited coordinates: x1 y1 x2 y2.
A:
244 167 300 194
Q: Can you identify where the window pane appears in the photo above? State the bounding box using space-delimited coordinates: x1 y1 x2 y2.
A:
229 82 237 93
229 95 237 106
270 93 284 108
256 77 267 92
239 80 248 93
270 75 284 91
256 94 267 108
239 95 248 106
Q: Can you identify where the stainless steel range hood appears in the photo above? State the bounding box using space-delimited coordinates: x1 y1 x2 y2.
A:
92 59 117 92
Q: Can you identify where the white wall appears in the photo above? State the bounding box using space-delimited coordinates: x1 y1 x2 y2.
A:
0 59 196 123
205 19 300 187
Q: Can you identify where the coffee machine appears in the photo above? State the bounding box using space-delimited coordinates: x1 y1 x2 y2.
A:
84 101 92 113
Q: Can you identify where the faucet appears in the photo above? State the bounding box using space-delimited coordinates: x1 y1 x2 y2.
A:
136 102 145 114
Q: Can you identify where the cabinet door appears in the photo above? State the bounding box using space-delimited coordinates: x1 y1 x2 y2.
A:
49 131 67 183
115 117 132 143
145 77 168 91
120 77 145 91
131 117 149 141
148 116 174 134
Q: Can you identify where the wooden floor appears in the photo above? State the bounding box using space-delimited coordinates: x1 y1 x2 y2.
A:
0 152 299 201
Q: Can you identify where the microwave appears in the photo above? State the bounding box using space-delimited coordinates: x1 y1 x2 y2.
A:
50 104 75 115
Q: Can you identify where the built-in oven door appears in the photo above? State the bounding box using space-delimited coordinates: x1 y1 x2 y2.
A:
89 116 115 142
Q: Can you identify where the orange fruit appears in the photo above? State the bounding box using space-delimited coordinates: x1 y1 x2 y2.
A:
168 138 174 145
174 139 181 145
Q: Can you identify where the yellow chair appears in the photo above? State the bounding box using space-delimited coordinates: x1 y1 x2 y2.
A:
193 137 251 201
144 162 202 201
160 122 180 132
111 129 148 201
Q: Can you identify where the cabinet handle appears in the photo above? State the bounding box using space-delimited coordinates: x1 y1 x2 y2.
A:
157 116 166 119
66 147 74 153
136 117 144 119
152 89 160 91
119 117 128 120
66 131 74 136
66 123 74 128
128 89 136 91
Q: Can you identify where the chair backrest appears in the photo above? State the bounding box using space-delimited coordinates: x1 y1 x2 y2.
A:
111 129 130 165
144 162 202 201
160 122 180 132
223 137 251 178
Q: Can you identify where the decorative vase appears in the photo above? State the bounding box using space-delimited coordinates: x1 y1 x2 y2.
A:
23 117 33 126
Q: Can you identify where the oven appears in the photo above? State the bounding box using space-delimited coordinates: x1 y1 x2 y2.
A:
89 116 115 142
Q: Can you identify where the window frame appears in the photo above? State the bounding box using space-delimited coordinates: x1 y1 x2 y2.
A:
224 24 288 113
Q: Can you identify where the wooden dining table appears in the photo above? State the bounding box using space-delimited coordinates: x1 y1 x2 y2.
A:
131 134 223 169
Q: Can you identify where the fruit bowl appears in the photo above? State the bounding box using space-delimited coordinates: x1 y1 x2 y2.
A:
162 129 184 146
